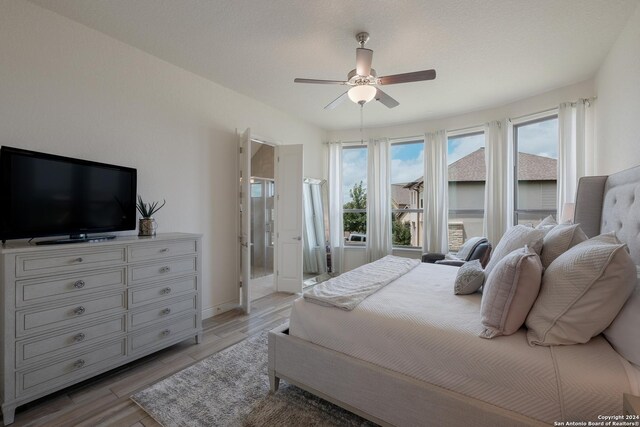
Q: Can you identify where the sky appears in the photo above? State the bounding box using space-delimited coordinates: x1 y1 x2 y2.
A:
342 117 558 202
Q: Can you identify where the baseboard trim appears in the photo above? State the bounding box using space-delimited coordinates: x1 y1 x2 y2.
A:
202 300 240 319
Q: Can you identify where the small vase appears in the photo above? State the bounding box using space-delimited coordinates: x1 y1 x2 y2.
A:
139 218 157 236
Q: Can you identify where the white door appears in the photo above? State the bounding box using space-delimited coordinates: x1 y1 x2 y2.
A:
238 129 251 313
275 144 304 293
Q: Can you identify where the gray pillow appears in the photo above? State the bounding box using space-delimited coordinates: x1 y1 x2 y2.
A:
604 273 640 365
480 246 542 339
454 260 485 295
540 223 588 268
526 233 636 346
484 225 545 278
535 215 557 233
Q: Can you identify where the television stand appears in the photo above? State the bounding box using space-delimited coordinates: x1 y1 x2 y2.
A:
0 233 202 425
36 234 117 245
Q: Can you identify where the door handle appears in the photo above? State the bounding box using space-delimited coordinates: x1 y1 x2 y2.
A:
292 236 302 241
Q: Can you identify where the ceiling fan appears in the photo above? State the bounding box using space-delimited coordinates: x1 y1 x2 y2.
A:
294 32 436 110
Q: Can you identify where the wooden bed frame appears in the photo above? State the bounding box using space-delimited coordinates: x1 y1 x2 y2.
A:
268 165 640 426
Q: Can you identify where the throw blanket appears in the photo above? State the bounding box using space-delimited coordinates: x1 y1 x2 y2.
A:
303 255 420 310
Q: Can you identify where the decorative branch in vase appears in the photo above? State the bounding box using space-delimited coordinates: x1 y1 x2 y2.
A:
136 196 166 236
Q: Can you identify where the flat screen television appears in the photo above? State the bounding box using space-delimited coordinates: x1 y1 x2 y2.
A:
0 146 137 244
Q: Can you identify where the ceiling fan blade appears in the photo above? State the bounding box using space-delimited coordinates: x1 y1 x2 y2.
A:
375 88 400 109
378 69 436 85
356 48 373 76
324 91 349 110
294 78 348 85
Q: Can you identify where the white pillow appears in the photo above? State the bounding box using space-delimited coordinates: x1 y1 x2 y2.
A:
604 268 640 365
540 223 588 269
484 225 545 278
480 247 542 339
454 260 485 295
526 234 636 346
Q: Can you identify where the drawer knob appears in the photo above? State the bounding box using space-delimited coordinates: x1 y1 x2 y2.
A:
161 287 172 295
73 359 85 369
74 306 86 316
161 308 171 316
75 257 84 263
73 280 86 289
159 266 171 274
73 332 86 342
161 329 171 336
160 248 170 253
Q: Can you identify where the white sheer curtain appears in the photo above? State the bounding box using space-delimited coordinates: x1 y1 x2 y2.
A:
327 142 344 273
484 119 513 246
422 130 449 253
558 99 592 219
366 138 392 262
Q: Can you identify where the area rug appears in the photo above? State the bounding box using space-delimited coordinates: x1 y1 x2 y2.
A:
131 331 375 426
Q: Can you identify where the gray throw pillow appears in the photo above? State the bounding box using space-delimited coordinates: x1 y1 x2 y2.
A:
454 260 485 295
480 246 542 339
540 223 588 269
526 233 636 346
535 215 557 235
484 225 545 278
604 272 640 365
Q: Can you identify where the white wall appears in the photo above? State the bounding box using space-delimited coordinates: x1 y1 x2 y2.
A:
594 3 640 175
0 0 326 317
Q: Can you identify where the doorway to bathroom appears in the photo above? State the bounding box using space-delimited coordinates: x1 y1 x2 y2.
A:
249 141 276 301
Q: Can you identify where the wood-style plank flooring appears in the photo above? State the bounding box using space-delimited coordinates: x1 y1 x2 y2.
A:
5 292 298 427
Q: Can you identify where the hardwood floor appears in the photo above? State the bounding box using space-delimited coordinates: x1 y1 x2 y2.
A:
4 292 299 427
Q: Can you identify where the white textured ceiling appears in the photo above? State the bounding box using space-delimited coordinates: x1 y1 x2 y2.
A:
28 0 638 130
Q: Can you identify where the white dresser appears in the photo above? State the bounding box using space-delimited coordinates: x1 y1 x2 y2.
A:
0 233 202 425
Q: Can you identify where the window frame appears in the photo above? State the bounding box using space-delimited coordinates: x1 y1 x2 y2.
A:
390 138 425 249
341 143 369 247
512 114 559 225
446 130 486 252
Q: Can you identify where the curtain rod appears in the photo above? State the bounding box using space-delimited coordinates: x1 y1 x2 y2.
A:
324 96 597 143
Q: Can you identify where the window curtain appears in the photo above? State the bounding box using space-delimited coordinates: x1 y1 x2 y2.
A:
422 130 449 253
484 119 513 246
327 142 344 273
366 138 392 262
558 99 593 219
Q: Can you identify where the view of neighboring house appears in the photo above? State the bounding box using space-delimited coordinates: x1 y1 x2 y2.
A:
393 148 557 251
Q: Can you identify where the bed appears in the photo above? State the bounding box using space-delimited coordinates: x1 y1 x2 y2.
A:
268 165 640 426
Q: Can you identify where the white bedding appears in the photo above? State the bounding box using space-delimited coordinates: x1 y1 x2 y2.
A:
290 262 632 423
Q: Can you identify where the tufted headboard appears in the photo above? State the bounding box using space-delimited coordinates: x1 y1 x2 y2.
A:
574 165 640 264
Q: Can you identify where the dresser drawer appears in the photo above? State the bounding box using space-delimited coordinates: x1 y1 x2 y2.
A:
128 240 197 263
16 292 126 337
130 314 197 354
16 315 125 368
128 276 198 308
16 268 126 307
16 248 126 278
17 339 126 396
129 256 197 284
129 294 197 330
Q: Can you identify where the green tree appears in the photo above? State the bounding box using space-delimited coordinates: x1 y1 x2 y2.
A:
343 181 413 246
343 181 367 233
392 213 412 246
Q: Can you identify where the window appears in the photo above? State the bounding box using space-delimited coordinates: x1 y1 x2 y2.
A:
447 132 485 252
342 145 368 246
390 140 424 248
513 116 559 226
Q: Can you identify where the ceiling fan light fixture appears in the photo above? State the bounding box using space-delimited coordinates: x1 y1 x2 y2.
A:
348 85 377 104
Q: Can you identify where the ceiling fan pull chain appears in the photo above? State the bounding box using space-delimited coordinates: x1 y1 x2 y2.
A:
360 103 364 144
